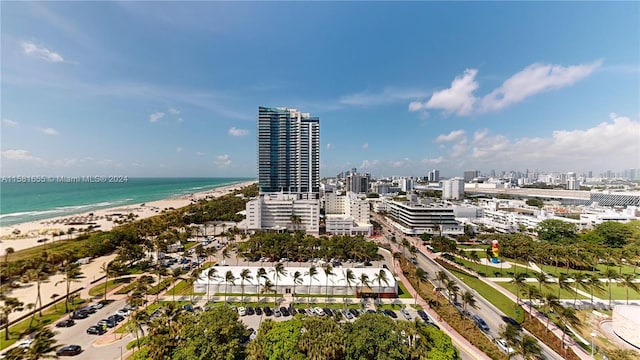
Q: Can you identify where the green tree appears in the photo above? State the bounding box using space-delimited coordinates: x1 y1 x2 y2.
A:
271 263 287 307
1 295 24 340
246 318 304 360
24 327 60 360
23 265 48 317
585 274 606 306
618 273 639 305
223 270 236 305
594 221 632 248
239 268 253 305
605 268 620 308
206 267 219 302
343 269 356 307
461 291 477 313
322 264 335 303
537 219 577 243
513 334 542 359
345 313 407 360
173 306 247 360
510 272 528 303
56 261 84 313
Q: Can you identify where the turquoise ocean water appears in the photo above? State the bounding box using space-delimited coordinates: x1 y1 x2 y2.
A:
0 177 253 227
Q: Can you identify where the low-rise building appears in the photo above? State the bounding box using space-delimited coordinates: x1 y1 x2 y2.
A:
245 192 320 234
385 200 463 236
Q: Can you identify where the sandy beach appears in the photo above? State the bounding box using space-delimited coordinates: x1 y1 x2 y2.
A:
0 180 256 253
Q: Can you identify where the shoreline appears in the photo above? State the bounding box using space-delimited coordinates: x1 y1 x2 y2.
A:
0 180 256 253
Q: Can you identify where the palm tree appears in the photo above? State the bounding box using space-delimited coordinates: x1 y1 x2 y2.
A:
435 271 449 296
542 293 561 332
221 248 230 265
322 264 335 303
186 271 200 303
415 267 428 305
100 261 121 302
585 274 606 306
571 272 588 306
510 272 528 303
261 279 274 305
292 270 303 304
271 263 287 307
445 279 460 303
357 273 370 307
239 268 253 304
130 310 148 350
290 214 302 232
256 267 267 295
205 268 219 302
534 271 550 295
4 247 14 277
461 291 477 313
23 265 48 317
1 295 24 340
305 266 318 304
468 251 480 273
343 269 356 307
56 261 84 313
556 273 572 301
521 285 541 319
24 327 59 360
373 269 390 305
604 268 619 308
618 273 639 305
223 270 236 305
513 334 543 359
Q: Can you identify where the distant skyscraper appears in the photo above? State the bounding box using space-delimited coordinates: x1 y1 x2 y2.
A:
463 170 479 182
257 106 320 195
428 169 440 182
442 178 465 200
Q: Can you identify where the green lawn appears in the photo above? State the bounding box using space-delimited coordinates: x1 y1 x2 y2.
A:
538 262 637 277
497 282 586 300
452 255 537 278
446 267 525 323
88 278 131 297
397 280 413 299
600 283 640 301
165 280 192 297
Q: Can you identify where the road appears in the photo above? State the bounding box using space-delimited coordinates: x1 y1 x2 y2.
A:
374 215 564 360
52 299 132 360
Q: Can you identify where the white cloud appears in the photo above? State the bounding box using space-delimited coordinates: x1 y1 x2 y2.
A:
149 111 165 123
176 147 183 153
195 152 205 156
21 41 65 62
38 127 59 136
228 127 249 136
409 60 601 116
392 158 411 168
326 143 335 150
481 60 602 112
1 149 43 162
421 157 444 165
362 143 369 150
359 159 379 169
2 119 18 127
341 88 430 107
435 129 466 143
410 69 479 116
215 154 232 166
168 107 180 115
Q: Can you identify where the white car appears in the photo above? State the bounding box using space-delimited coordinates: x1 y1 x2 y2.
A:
16 339 34 348
400 309 411 320
238 307 247 316
496 339 514 354
116 309 130 317
314 307 325 316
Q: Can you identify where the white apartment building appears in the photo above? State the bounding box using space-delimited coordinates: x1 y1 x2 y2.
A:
245 192 320 235
385 200 463 236
324 192 373 236
442 177 465 200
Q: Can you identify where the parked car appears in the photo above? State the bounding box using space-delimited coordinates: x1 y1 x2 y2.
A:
70 312 88 320
417 310 430 322
349 309 360 318
273 309 282 317
472 315 490 332
279 307 290 316
108 314 124 323
255 307 263 315
90 303 104 310
238 307 247 316
384 310 398 319
55 319 76 328
246 306 255 315
116 309 130 317
297 308 306 315
56 345 82 356
314 307 325 316
86 326 106 335
342 309 353 320
288 306 297 316
400 309 411 320
263 306 273 316
97 319 116 328
16 339 33 348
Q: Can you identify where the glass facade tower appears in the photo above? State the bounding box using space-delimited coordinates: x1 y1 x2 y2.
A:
257 106 320 195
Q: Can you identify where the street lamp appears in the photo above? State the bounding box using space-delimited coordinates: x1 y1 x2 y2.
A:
590 332 596 358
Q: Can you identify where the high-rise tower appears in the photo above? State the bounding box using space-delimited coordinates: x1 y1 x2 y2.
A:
257 106 320 195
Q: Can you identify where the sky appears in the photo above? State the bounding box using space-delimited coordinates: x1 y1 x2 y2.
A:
1 2 639 179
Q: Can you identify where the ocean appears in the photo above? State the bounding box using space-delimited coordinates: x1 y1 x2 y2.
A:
0 177 253 227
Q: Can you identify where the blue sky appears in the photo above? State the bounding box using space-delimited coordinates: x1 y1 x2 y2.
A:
1 2 639 179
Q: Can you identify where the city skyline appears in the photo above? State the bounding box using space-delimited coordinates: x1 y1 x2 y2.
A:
1 2 639 178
